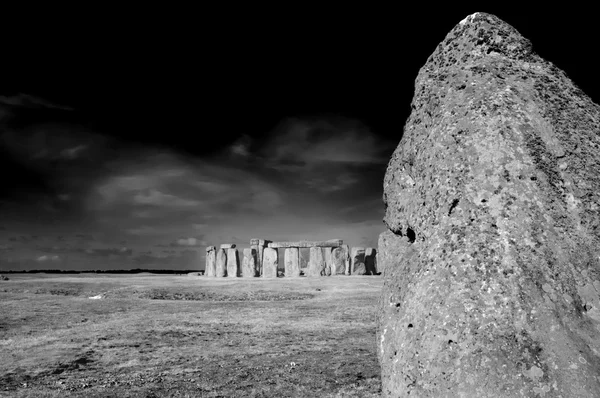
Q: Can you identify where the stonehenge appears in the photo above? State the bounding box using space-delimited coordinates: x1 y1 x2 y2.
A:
204 239 378 278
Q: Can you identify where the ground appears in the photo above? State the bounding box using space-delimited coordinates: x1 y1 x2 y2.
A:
0 273 382 397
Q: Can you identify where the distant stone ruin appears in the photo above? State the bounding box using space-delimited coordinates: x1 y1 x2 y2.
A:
204 239 377 278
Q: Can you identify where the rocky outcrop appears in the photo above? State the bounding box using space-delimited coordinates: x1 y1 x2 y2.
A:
379 12 600 397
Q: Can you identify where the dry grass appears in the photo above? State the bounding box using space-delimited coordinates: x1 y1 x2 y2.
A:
0 274 382 397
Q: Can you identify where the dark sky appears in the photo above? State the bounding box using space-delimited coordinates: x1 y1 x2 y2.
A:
1 7 598 270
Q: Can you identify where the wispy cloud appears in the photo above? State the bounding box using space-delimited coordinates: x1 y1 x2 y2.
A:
0 93 73 111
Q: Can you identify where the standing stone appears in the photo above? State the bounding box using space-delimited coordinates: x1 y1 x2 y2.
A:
350 247 366 275
331 246 348 275
341 244 351 275
365 248 377 275
250 239 270 277
242 248 257 277
226 248 239 277
205 246 216 277
307 247 326 277
215 248 227 277
379 13 600 397
323 247 333 276
262 247 278 278
284 247 300 277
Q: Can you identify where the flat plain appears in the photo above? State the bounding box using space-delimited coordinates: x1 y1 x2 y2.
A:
0 273 382 397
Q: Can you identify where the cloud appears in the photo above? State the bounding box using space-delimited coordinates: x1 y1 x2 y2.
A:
132 189 201 208
0 93 73 111
261 117 395 168
59 144 89 159
84 247 133 257
229 135 252 157
169 237 206 247
36 255 60 262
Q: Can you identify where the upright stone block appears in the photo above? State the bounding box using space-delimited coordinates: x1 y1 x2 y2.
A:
365 247 377 275
205 246 216 277
226 248 239 277
350 247 366 275
215 248 227 277
307 246 326 277
250 239 270 277
342 244 351 275
284 247 300 277
242 248 257 277
262 247 278 278
331 246 349 275
323 248 333 276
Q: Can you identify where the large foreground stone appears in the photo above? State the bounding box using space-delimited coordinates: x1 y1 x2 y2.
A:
226 248 239 277
350 247 366 275
242 248 257 277
284 247 300 277
205 246 216 277
262 248 278 278
215 248 227 277
307 247 326 277
379 12 600 397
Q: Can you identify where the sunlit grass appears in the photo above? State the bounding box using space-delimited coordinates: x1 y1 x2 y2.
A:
1 274 382 397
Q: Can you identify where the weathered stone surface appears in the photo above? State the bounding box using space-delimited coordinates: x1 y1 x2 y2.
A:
250 239 270 276
205 246 216 277
226 248 239 277
331 246 348 275
350 247 366 275
262 248 278 278
307 247 326 277
242 248 257 277
215 248 227 277
267 239 343 248
379 12 600 397
341 244 351 275
220 243 236 249
323 248 333 276
364 248 377 275
284 247 300 277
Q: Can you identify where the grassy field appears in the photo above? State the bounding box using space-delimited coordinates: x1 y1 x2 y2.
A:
0 273 382 397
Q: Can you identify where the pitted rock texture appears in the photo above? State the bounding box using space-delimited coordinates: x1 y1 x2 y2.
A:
379 12 600 398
